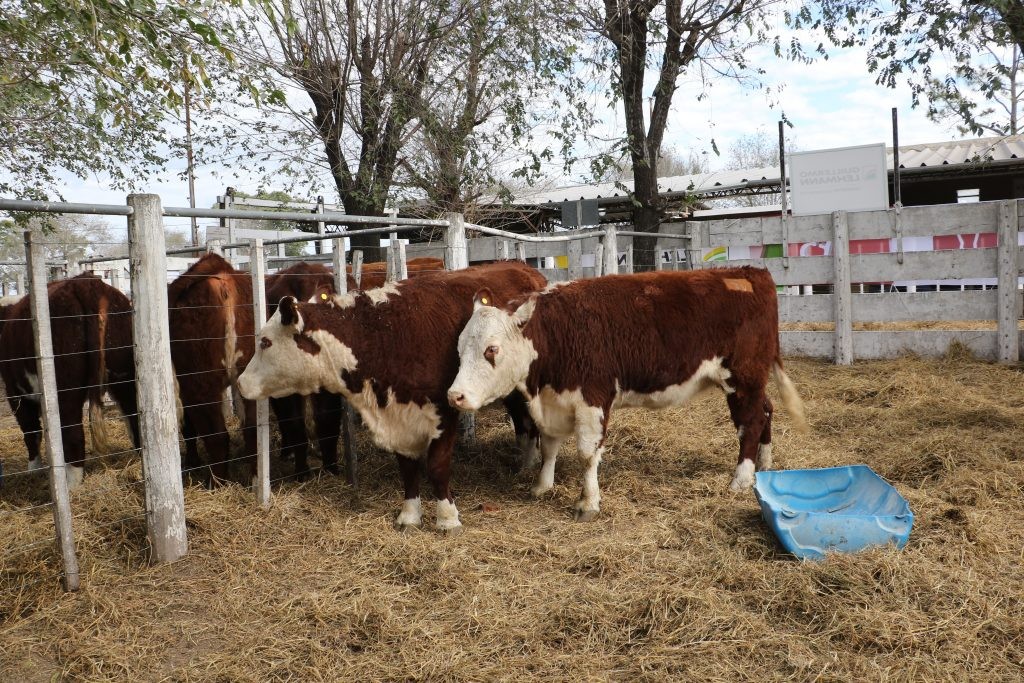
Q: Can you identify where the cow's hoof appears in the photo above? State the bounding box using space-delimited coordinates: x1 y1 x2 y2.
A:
394 521 420 534
573 508 600 522
437 523 464 536
729 460 756 492
529 485 552 500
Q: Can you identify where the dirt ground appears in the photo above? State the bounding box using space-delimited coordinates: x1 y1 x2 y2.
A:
1 353 1023 681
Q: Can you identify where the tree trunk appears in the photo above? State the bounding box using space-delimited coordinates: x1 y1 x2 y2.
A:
339 194 386 263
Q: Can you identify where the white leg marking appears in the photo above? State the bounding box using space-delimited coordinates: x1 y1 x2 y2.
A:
531 435 564 498
756 443 773 471
434 499 462 534
65 465 84 490
573 407 605 521
394 497 423 530
27 456 43 472
729 459 756 492
736 426 745 442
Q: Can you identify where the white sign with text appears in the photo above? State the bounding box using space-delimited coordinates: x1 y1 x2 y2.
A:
788 143 889 216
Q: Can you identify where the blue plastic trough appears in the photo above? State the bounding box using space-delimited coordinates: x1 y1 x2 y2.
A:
753 465 914 560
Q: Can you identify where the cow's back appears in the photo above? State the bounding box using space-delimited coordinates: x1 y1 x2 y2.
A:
523 267 780 401
308 261 546 406
266 262 335 314
0 275 134 393
348 256 445 291
167 254 254 385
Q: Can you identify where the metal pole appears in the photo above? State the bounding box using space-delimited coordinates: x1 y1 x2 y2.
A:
249 239 271 508
892 107 902 207
314 196 326 255
185 78 199 247
778 120 790 269
25 230 81 591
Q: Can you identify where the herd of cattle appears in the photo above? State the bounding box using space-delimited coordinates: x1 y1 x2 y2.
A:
0 252 807 532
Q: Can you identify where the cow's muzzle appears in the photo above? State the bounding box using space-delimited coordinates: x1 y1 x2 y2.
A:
447 389 472 411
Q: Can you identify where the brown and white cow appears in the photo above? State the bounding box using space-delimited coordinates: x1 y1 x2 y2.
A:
237 261 547 533
447 267 808 521
265 262 343 477
168 254 257 485
0 275 139 488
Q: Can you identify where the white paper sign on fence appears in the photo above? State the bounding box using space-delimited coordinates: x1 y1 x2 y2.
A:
788 143 888 216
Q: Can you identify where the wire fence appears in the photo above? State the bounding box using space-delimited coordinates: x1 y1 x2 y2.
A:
0 194 686 594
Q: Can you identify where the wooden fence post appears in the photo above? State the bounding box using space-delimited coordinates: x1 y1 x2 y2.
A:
593 243 605 277
351 250 363 289
602 225 619 275
686 221 704 270
249 239 271 509
832 210 854 365
997 199 1020 363
332 238 359 490
444 213 469 270
25 229 81 591
623 239 634 274
515 242 527 263
127 193 188 564
567 239 583 279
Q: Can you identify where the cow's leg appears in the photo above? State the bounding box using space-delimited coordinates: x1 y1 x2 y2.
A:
313 392 342 475
271 394 310 477
425 421 461 534
503 392 539 471
572 405 607 522
188 406 229 486
757 397 774 471
241 397 258 486
110 380 141 451
726 387 770 492
58 389 88 489
394 454 422 532
180 412 202 473
12 398 43 472
530 433 565 499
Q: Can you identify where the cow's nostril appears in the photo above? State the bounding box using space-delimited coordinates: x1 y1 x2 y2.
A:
448 392 464 407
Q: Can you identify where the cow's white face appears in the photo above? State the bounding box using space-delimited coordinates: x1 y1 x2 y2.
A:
448 290 537 411
238 296 335 400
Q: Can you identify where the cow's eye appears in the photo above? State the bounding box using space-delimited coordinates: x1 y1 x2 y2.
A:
260 337 272 350
484 345 499 362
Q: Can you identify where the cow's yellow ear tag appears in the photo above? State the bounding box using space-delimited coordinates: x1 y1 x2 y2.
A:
481 297 489 305
321 293 328 300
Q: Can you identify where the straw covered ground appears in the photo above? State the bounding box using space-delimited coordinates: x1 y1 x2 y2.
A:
2 353 1023 681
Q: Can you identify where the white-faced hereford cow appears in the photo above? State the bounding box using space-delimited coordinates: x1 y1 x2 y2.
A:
169 255 352 484
447 267 809 521
238 261 547 533
265 262 343 477
0 275 139 488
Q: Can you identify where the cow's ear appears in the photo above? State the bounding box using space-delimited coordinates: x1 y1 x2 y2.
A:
512 297 535 326
473 288 495 310
278 296 303 329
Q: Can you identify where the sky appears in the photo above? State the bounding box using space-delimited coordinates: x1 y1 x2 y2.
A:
39 29 972 241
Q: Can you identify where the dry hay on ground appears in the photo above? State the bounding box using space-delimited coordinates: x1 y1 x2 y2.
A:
2 354 1024 681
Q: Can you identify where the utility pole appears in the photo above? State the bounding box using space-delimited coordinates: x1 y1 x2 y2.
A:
184 75 199 246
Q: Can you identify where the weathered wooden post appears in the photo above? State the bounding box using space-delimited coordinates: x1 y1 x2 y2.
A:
16 266 25 295
207 239 223 256
997 199 1020 363
567 239 583 280
25 230 81 591
515 242 528 263
332 237 359 490
249 238 271 508
127 193 188 563
623 238 634 274
351 250 364 289
444 213 469 271
602 225 619 276
832 210 854 365
593 243 605 277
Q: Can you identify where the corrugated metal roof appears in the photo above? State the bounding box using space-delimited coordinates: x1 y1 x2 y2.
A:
513 134 1024 205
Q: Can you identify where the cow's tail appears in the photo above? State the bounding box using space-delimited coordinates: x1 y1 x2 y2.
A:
86 295 112 455
772 361 809 433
